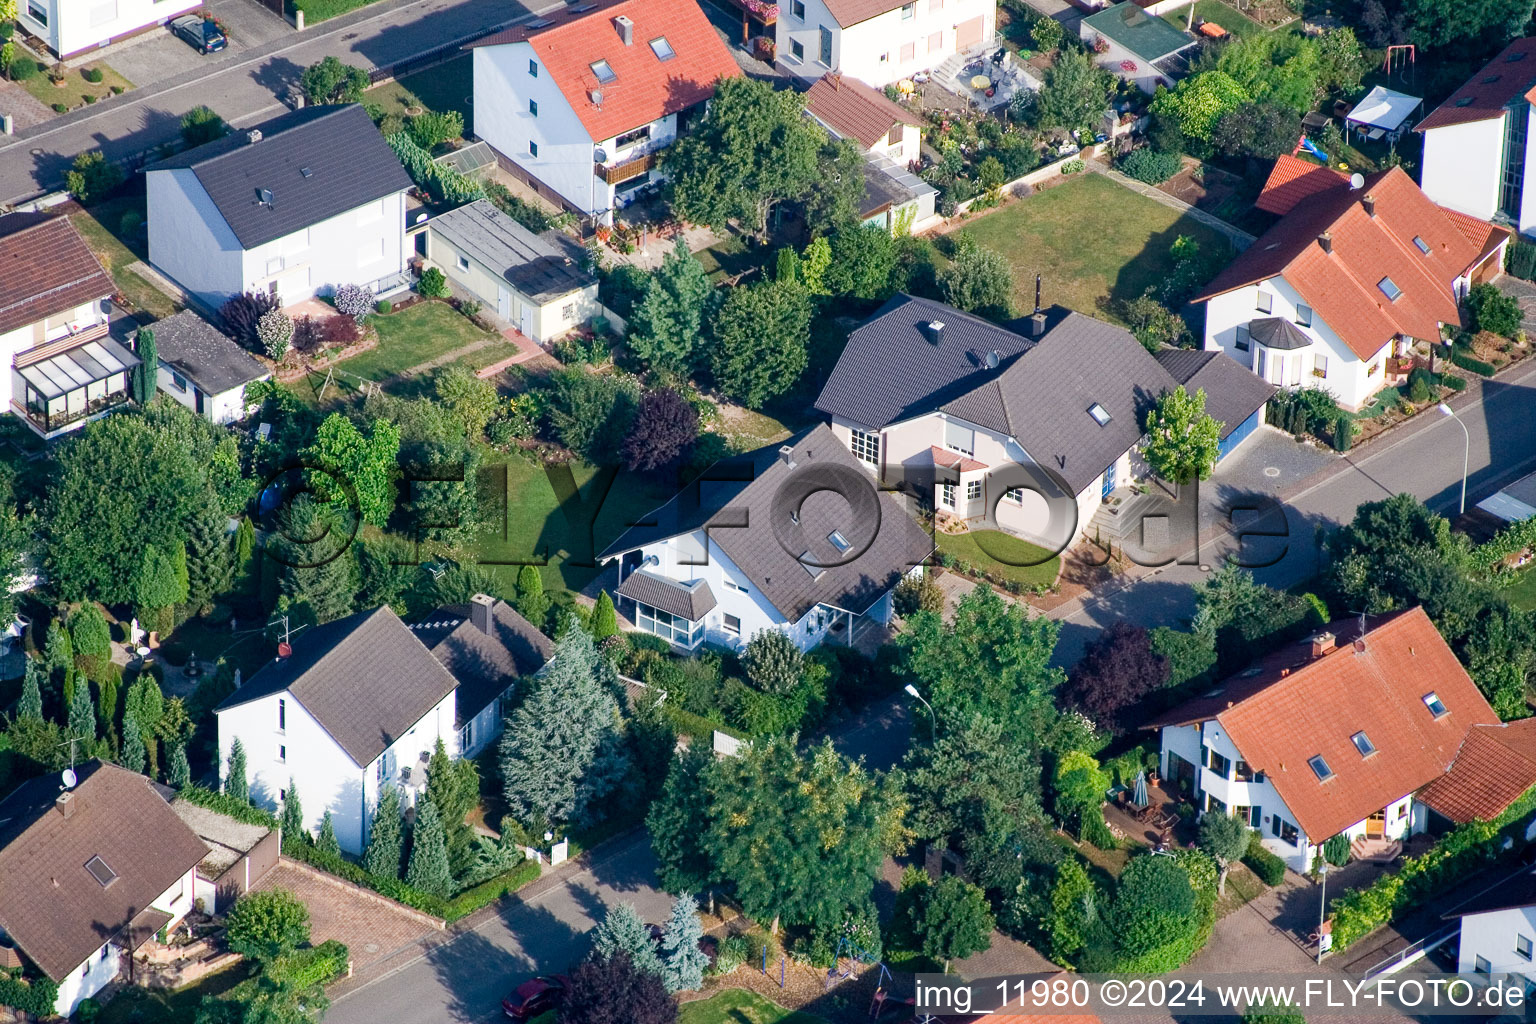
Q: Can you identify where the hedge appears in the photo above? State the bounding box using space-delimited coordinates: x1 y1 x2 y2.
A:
443 859 543 922
178 785 279 829
1508 239 1536 281
386 131 484 206
266 940 350 988
1330 785 1536 951
1451 350 1497 377
1242 833 1287 886
282 839 448 918
1441 372 1467 392
0 971 59 1017
1117 148 1182 185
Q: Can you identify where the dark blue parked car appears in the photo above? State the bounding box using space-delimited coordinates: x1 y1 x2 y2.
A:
170 14 226 54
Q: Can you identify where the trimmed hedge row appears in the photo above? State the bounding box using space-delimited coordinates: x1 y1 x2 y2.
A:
1330 785 1536 951
443 859 543 922
1243 833 1287 886
1451 350 1497 377
283 840 448 917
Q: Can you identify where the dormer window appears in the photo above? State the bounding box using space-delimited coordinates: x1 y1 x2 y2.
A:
1088 403 1111 427
1308 755 1334 781
1351 731 1375 756
1423 691 1448 717
590 59 616 83
1377 276 1402 301
649 36 675 60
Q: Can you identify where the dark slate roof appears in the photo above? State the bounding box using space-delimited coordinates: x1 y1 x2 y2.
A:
0 761 209 981
814 294 1040 429
940 312 1179 493
148 105 412 251
615 569 718 621
150 310 270 394
216 606 459 767
1155 349 1276 440
1248 316 1312 350
410 597 553 726
1444 863 1536 918
600 424 935 622
427 200 594 303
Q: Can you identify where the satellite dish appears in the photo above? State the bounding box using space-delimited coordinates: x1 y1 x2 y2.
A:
414 212 428 224
277 642 292 658
1349 172 1365 190
985 349 1002 370
61 768 76 790
593 147 608 163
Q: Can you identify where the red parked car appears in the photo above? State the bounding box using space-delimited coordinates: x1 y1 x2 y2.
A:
502 974 570 1020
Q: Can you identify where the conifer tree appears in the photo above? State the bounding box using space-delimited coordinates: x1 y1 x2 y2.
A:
591 591 618 640
121 711 146 773
16 658 43 723
184 503 234 614
276 496 356 625
659 893 709 993
226 737 250 801
280 779 305 845
316 811 341 858
168 742 191 788
66 678 95 743
515 565 548 628
363 785 404 880
590 903 663 977
405 793 454 898
97 670 118 739
43 620 72 714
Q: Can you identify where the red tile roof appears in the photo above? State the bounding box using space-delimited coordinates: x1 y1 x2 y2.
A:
1419 718 1536 824
1148 607 1497 842
806 73 923 150
1192 156 1508 360
1416 37 1536 133
466 0 740 143
929 445 988 473
1255 155 1349 215
0 213 115 337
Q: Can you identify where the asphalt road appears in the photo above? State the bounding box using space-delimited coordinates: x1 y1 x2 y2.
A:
327 831 674 1024
0 0 563 203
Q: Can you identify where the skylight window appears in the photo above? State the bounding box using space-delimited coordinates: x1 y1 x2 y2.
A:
1351 731 1376 756
1412 235 1431 254
828 529 851 552
590 59 616 83
1087 403 1112 427
1423 691 1448 717
1509 50 1528 62
1483 74 1502 83
1377 276 1402 301
649 36 675 60
1308 755 1334 781
798 551 826 580
1455 97 1475 107
85 856 118 888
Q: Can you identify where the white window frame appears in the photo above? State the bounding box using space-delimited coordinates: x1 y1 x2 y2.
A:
722 613 741 636
939 482 955 508
277 698 286 732
850 428 880 466
965 480 981 501
1255 289 1272 314
456 254 471 272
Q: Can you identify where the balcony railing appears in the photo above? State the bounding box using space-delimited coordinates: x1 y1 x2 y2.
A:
595 150 658 186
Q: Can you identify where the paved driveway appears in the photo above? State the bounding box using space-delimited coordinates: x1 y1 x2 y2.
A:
106 31 220 92
1495 273 1536 334
251 859 441 973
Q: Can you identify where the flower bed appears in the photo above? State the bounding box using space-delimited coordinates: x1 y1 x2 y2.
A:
271 334 378 383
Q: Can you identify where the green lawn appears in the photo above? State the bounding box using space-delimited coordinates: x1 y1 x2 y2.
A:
19 58 132 113
72 196 178 319
1161 0 1269 38
956 173 1231 324
1505 566 1536 611
937 529 1061 589
678 990 829 1024
365 54 474 134
325 301 505 388
472 455 678 599
694 236 775 284
291 0 382 23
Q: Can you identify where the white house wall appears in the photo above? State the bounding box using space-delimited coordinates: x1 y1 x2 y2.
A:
238 195 407 306
19 0 199 57
1419 118 1504 224
147 169 248 312
1458 907 1536 981
423 227 602 343
779 0 996 88
157 367 265 425
1202 276 1390 411
1081 32 1176 93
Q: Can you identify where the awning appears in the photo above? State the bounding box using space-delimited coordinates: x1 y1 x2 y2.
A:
124 908 173 952
1346 86 1422 133
614 570 716 622
16 335 141 399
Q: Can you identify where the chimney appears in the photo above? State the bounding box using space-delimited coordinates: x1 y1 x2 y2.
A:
921 320 945 345
470 593 495 635
246 129 263 144
1028 312 1047 337
614 14 633 44
778 444 797 469
1280 667 1290 677
1311 631 1336 657
1362 193 1376 217
1318 231 1332 254
56 791 75 819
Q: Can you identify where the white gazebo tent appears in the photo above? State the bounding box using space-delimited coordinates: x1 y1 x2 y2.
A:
1345 85 1423 144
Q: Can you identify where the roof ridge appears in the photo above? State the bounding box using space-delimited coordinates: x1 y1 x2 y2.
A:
183 105 353 169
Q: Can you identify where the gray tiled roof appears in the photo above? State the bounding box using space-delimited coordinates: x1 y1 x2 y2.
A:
148 105 412 251
0 761 210 981
615 569 718 621
427 199 594 303
150 310 270 395
216 606 459 767
939 312 1178 492
410 598 553 726
1248 316 1313 350
1154 349 1276 440
601 424 935 622
814 294 1039 429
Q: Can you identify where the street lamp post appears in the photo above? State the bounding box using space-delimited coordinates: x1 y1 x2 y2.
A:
904 683 936 740
1437 403 1470 516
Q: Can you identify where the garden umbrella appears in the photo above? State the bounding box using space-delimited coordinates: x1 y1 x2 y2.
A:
1131 769 1149 811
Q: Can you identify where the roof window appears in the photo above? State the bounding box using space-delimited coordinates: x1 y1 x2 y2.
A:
590 59 616 83
1377 276 1402 301
649 36 675 60
85 855 118 888
1455 97 1476 107
799 551 826 580
828 529 851 552
1308 755 1334 781
1351 730 1376 756
1423 691 1448 717
1412 235 1431 254
1508 50 1528 62
1087 402 1112 426
1483 74 1502 83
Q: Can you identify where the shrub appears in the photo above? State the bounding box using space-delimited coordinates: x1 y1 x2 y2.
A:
894 574 945 616
1117 148 1182 184
1323 832 1351 866
1242 833 1286 886
1442 373 1468 391
407 109 464 150
1030 14 1063 50
220 291 279 350
257 309 294 360
322 314 362 345
0 973 59 1017
1407 367 1433 403
64 150 123 203
180 105 227 148
1466 282 1522 337
1507 239 1536 281
711 934 750 975
1451 349 1497 376
266 939 350 988
1332 412 1354 452
110 84 123 94
333 283 373 322
225 888 310 961
77 997 101 1024
418 266 449 299
483 179 552 233
291 315 323 354
1060 158 1085 174
10 59 36 81
376 299 392 314
82 66 104 83
52 102 67 113
83 93 97 104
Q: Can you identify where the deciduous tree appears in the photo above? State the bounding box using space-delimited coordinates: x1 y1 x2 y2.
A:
939 241 1014 320
621 389 698 473
1033 48 1113 133
1150 71 1250 143
559 952 676 1024
1198 811 1251 895
645 746 714 895
180 106 227 148
546 368 640 464
1062 622 1169 734
299 56 368 106
302 414 400 528
1140 386 1223 484
914 875 994 972
741 630 804 694
226 888 311 962
1113 854 1198 957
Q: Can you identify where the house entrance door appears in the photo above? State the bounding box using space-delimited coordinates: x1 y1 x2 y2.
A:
1366 810 1386 838
497 286 512 320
